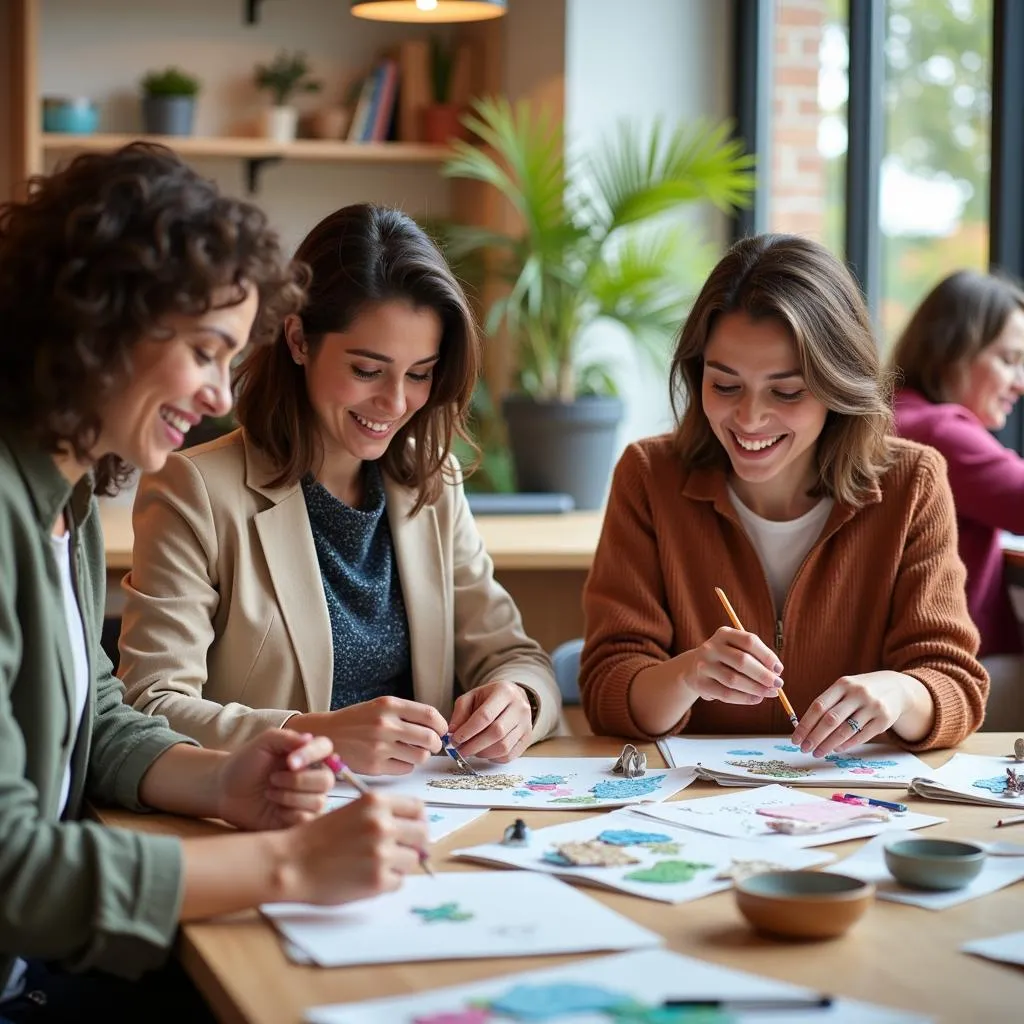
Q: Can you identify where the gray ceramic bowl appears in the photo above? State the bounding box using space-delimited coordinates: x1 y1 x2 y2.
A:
883 838 986 891
735 870 874 940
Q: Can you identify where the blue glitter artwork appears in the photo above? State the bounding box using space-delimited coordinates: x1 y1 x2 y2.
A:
974 776 1012 794
727 749 764 756
429 813 443 823
527 775 568 786
541 851 573 866
512 790 533 798
590 775 666 799
824 754 899 770
487 982 632 1020
597 829 673 846
774 744 801 752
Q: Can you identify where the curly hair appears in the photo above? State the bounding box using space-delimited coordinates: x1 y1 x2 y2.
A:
234 202 480 516
670 234 893 508
0 143 307 494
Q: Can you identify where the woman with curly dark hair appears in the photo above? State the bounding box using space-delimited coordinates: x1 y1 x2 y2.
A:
0 146 429 1022
118 202 560 771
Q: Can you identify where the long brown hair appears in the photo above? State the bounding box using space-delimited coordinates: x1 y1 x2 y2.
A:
0 143 305 494
670 234 892 507
234 203 479 515
890 269 1024 402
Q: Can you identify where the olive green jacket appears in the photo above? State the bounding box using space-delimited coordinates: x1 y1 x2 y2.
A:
0 432 195 992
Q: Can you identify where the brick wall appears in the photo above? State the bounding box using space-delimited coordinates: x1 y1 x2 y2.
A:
770 0 827 240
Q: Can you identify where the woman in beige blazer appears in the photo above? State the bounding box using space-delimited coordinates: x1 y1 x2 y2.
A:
119 203 560 771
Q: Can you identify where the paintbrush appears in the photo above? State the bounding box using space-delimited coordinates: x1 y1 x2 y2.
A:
324 754 435 878
714 586 800 729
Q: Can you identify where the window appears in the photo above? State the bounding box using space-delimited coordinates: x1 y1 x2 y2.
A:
880 0 993 347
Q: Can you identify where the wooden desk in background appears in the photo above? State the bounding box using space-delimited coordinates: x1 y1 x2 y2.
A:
99 501 603 652
96 732 1024 1024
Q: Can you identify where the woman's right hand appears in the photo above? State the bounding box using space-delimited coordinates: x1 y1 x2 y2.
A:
290 696 447 775
681 626 784 704
291 793 429 906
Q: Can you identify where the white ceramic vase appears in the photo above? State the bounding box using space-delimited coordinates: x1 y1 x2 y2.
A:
263 105 298 143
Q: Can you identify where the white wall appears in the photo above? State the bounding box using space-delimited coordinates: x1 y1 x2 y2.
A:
565 0 733 450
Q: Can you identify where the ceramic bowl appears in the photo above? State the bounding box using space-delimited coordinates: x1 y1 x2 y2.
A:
734 870 874 940
883 838 986 891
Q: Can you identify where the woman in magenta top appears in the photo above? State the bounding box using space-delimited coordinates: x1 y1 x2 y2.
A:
890 270 1024 660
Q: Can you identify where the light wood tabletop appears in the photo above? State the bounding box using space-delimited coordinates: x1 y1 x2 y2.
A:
97 499 603 574
97 732 1024 1024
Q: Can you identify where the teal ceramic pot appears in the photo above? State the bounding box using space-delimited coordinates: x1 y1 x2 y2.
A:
884 838 987 891
42 97 99 133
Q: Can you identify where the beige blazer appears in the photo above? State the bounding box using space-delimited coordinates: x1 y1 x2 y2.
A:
118 429 560 750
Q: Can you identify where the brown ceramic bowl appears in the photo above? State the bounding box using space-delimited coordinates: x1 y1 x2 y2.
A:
735 870 874 940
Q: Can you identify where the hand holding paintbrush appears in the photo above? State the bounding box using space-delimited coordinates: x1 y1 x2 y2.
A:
714 587 800 729
325 755 436 877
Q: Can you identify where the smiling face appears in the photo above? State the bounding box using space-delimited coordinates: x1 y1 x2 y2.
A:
93 286 257 474
948 308 1024 430
289 299 441 475
701 311 829 519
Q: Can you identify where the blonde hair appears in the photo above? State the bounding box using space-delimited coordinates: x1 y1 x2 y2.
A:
670 234 892 507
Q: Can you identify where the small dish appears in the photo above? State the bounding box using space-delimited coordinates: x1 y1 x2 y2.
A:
883 838 986 891
734 870 874 940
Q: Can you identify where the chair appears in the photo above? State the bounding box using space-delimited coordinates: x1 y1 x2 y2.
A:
551 637 584 705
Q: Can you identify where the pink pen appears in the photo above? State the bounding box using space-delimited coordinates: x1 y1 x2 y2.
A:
831 793 867 806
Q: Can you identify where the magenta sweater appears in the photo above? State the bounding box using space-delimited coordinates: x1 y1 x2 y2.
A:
894 388 1024 657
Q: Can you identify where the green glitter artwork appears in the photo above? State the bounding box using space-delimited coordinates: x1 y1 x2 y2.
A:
623 859 714 884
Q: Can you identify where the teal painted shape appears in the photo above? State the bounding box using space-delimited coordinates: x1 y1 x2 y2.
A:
411 902 474 923
590 775 666 799
597 829 673 846
487 982 632 1020
526 774 568 785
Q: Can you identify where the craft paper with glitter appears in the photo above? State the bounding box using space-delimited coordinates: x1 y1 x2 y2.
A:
451 808 831 903
631 784 945 849
329 756 697 809
907 752 1024 809
302 948 930 1024
656 737 932 787
260 872 659 968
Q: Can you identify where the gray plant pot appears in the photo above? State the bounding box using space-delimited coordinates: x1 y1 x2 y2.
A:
142 96 195 136
502 394 624 510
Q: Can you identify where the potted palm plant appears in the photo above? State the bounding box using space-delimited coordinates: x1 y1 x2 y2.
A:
441 97 755 508
141 67 200 136
254 50 322 143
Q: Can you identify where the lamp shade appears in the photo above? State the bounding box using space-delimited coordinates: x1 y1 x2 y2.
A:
351 0 506 22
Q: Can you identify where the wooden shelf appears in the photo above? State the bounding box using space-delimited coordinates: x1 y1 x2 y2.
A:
41 133 451 164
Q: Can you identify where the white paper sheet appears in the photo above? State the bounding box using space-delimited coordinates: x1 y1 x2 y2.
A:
329 756 697 809
452 807 832 903
825 831 1024 909
261 871 660 968
658 736 932 787
631 784 946 848
907 752 1024 810
304 947 931 1024
323 796 487 844
962 929 1024 967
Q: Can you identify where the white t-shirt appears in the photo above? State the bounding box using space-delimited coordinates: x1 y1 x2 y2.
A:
728 486 834 614
2 531 90 1005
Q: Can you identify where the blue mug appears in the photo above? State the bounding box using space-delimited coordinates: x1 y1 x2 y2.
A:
42 97 100 134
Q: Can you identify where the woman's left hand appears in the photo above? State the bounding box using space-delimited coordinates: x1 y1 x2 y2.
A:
216 729 337 831
447 681 534 762
790 671 919 758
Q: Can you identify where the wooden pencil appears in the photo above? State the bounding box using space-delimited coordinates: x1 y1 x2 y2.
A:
714 586 800 729
324 754 435 877
996 813 1024 828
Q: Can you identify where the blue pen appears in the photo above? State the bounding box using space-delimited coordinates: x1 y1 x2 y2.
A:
841 792 907 813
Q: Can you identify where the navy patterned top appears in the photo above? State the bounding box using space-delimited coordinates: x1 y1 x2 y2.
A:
301 463 414 711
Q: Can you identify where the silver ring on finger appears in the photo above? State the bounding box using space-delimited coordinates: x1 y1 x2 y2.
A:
846 716 862 734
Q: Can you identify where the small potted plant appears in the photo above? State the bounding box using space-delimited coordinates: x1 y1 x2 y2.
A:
140 67 200 136
422 37 466 145
254 50 322 143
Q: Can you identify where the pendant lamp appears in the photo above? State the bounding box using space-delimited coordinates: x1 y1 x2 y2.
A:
350 0 506 23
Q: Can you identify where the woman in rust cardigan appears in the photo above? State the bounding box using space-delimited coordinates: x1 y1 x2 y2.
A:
580 234 988 755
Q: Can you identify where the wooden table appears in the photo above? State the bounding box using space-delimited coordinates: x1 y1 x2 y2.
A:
97 733 1024 1024
98 500 601 652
